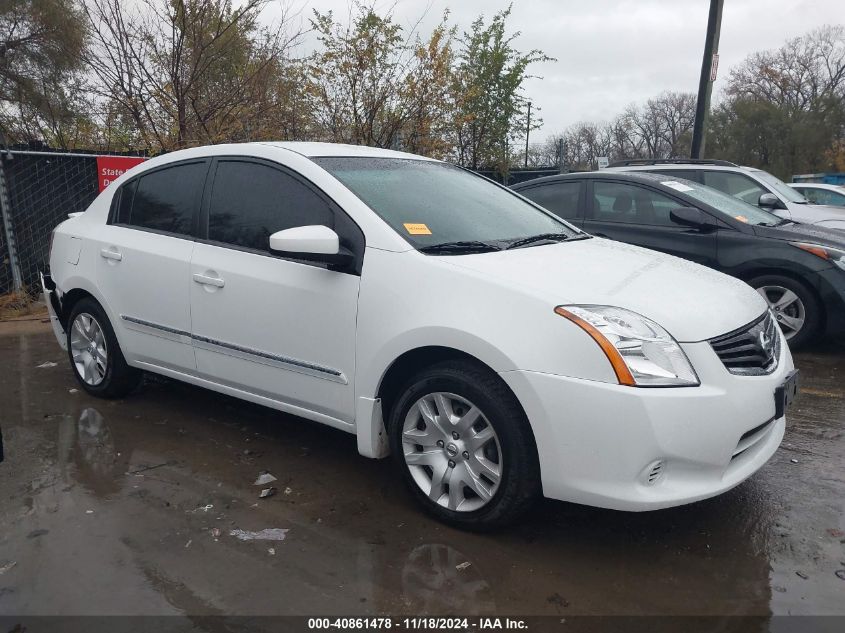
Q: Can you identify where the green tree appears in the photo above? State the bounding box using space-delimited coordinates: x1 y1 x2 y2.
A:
449 5 552 173
306 3 454 154
0 0 87 146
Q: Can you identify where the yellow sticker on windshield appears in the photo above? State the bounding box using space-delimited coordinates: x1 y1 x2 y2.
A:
404 223 432 235
734 215 749 223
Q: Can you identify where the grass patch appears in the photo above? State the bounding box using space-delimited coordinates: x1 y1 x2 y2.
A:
0 290 44 320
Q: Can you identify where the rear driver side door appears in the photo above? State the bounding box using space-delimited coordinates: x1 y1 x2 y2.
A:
516 180 585 228
95 160 207 373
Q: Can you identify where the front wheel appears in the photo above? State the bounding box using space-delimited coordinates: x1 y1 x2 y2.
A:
749 275 820 348
66 298 142 398
388 360 540 530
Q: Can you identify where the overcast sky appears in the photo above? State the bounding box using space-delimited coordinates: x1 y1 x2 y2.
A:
267 0 842 141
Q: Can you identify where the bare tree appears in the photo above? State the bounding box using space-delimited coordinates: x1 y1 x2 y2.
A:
83 0 304 151
709 25 845 177
726 25 845 114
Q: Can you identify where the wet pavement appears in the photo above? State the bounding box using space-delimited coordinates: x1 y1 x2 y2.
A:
0 322 843 620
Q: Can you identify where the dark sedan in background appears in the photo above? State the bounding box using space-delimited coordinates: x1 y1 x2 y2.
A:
512 171 845 348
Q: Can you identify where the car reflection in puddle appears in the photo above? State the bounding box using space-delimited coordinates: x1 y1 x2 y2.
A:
57 407 130 498
400 543 495 614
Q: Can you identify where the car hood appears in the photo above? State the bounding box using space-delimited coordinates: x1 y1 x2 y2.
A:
782 202 845 225
753 220 845 245
439 237 767 342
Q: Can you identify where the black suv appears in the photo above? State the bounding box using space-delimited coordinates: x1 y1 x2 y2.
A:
512 171 845 347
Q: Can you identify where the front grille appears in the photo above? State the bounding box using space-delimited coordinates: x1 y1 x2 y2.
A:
709 312 780 376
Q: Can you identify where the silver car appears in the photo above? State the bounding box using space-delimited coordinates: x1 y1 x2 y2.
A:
607 160 845 231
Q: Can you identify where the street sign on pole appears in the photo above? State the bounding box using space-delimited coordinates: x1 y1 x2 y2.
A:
709 53 719 81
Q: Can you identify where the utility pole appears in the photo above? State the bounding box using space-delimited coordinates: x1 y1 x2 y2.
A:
524 101 531 168
558 138 565 173
691 0 724 159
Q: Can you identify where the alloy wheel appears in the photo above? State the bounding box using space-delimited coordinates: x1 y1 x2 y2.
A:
401 392 503 512
756 285 806 340
70 312 108 385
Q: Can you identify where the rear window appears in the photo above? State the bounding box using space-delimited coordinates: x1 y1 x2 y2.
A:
518 181 581 220
113 179 136 224
122 162 206 236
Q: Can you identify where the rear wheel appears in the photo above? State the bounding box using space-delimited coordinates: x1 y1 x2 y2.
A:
388 360 540 530
749 275 820 348
66 298 142 398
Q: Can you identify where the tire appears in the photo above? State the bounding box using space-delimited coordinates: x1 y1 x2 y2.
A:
749 275 821 349
388 360 541 530
66 297 142 398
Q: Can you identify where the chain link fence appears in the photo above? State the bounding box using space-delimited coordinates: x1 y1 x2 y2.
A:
0 148 146 297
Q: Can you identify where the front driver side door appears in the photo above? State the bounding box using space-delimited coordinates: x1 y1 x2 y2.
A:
189 158 364 425
584 180 718 267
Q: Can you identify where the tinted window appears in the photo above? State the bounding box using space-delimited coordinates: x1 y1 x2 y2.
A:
113 179 136 224
208 161 334 251
592 182 683 226
520 182 581 220
130 162 206 235
702 171 767 206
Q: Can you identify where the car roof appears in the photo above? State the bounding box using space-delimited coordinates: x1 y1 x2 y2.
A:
789 182 845 190
511 170 691 188
260 141 438 161
125 142 439 173
604 163 761 173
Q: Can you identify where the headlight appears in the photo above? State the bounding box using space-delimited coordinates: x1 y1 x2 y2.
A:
791 242 845 271
555 305 700 387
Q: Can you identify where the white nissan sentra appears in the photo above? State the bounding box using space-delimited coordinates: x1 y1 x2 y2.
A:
42 142 798 528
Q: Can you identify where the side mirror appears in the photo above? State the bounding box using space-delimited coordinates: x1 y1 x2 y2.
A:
269 225 354 269
758 193 784 210
669 206 713 230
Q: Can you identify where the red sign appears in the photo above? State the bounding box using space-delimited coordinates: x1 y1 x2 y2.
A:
97 155 146 192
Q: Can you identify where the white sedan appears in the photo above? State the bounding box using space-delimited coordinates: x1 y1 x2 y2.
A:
789 182 845 207
42 143 797 528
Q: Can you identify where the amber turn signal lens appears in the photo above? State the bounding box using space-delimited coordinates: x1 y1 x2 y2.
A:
793 243 830 260
554 307 636 386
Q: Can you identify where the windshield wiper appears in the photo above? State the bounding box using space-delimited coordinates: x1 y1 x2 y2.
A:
418 240 503 254
505 232 588 250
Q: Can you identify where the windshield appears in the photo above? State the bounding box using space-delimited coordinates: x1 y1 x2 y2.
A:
753 170 808 203
659 178 786 226
314 157 578 250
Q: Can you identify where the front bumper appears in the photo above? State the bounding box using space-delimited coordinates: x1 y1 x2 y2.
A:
40 272 67 351
500 337 793 511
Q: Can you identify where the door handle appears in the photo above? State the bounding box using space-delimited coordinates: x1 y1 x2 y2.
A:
100 247 122 261
193 273 225 288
